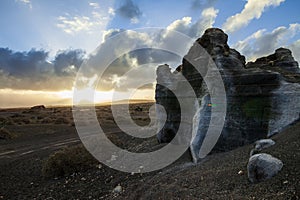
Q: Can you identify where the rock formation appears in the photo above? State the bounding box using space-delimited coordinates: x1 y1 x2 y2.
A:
155 28 300 163
30 105 46 110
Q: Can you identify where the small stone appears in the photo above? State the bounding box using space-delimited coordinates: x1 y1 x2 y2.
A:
97 164 102 169
138 166 144 173
238 170 244 175
254 139 275 151
283 180 288 184
81 177 86 181
113 185 122 193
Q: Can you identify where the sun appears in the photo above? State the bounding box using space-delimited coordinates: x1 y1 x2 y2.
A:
72 87 114 105
57 90 73 99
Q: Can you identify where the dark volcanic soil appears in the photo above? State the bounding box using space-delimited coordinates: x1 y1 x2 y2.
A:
0 105 299 199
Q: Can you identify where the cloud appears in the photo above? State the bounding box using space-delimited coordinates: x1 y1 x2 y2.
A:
57 16 96 34
89 2 100 9
0 48 85 91
189 7 219 38
108 7 116 16
18 0 30 3
53 49 85 76
0 89 71 108
191 0 218 10
233 23 300 62
16 0 32 9
164 7 219 38
288 39 300 63
222 0 285 33
116 0 142 20
165 17 192 35
56 5 110 35
85 27 184 92
89 8 218 91
130 17 139 24
0 48 49 77
0 10 219 92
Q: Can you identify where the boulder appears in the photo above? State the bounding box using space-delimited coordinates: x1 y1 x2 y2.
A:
247 153 283 183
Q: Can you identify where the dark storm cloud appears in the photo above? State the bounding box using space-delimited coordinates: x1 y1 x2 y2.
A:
116 0 142 19
96 48 181 91
0 48 85 90
103 49 179 76
53 49 85 76
0 48 50 77
191 0 218 10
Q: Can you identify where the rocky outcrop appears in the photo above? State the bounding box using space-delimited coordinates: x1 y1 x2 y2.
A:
247 153 283 183
30 105 46 110
155 28 300 163
246 48 300 82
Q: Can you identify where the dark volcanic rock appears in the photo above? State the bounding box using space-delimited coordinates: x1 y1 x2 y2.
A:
155 28 300 162
30 105 46 110
246 48 300 82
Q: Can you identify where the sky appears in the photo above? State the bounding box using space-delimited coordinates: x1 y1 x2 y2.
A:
0 0 299 108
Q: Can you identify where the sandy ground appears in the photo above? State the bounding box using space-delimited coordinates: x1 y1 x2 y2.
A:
0 103 299 199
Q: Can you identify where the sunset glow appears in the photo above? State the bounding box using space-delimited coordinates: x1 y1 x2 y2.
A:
0 0 299 108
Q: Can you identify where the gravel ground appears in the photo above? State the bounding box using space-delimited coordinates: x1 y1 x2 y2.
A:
0 106 299 199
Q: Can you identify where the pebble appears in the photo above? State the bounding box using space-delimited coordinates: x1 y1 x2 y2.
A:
238 170 244 175
113 185 122 193
97 164 102 169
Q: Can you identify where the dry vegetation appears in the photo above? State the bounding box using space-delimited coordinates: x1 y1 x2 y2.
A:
42 144 98 178
0 128 16 140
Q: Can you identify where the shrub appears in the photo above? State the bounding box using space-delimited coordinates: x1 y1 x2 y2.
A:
54 117 69 124
42 144 98 178
0 128 16 140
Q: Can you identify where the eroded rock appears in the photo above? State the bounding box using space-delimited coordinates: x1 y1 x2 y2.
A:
155 28 300 163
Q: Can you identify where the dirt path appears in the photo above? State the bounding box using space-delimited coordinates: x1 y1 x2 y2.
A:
0 125 80 160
